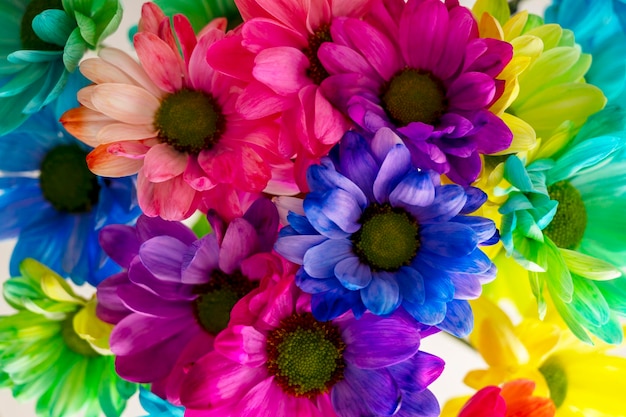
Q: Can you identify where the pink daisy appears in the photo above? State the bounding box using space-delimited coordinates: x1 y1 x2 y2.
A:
180 275 444 417
61 2 297 220
318 0 514 185
207 0 377 189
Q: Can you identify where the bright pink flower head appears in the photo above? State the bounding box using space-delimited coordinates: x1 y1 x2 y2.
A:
62 2 297 220
207 0 378 189
318 0 514 185
181 275 444 417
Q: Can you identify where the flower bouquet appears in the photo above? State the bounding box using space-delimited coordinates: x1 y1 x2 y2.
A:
1 0 626 416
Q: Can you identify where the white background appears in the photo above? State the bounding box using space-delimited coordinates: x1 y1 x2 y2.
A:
0 0 550 416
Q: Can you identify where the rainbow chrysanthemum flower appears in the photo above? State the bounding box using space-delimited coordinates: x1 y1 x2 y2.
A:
496 120 626 343
275 128 497 337
0 259 135 417
206 0 377 188
316 0 513 186
181 275 444 417
0 0 122 135
61 2 297 221
457 298 626 416
97 199 284 403
0 73 140 286
442 379 555 417
139 388 185 417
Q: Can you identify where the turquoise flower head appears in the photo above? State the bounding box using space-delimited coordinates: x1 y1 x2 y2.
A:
0 0 123 135
497 119 626 344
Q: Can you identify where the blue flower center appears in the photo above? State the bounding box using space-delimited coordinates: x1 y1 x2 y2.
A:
60 313 99 358
303 25 332 85
382 68 448 126
539 357 567 408
266 312 345 398
544 180 587 249
193 270 258 335
351 203 420 271
39 144 100 213
154 89 225 155
21 0 65 51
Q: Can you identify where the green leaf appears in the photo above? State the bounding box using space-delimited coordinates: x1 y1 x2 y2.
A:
192 215 213 237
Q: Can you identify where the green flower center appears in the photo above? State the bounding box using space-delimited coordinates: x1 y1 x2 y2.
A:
303 25 332 85
544 180 587 249
21 0 65 51
60 314 99 358
193 270 258 335
154 89 225 155
266 313 345 398
39 145 100 213
351 203 420 271
539 357 568 408
382 68 448 126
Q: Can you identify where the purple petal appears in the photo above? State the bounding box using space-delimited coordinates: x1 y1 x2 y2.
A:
340 313 421 368
396 389 440 417
347 95 389 132
242 198 279 253
371 127 405 163
321 73 380 113
128 258 195 301
110 314 195 356
335 256 372 290
306 159 367 207
338 131 379 202
389 351 445 393
139 236 187 282
361 272 401 315
181 235 220 284
118 283 192 318
303 239 354 278
274 234 328 264
136 214 196 245
320 189 363 233
445 151 482 186
459 186 487 214
389 170 436 208
318 42 382 81
96 272 132 324
467 109 513 154
218 218 259 274
332 367 401 416
447 72 495 110
373 145 412 204
98 225 139 268
343 18 401 80
438 112 475 139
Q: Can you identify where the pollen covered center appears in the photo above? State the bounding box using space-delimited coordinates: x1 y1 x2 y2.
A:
352 203 420 271
266 313 345 398
382 68 448 126
544 180 587 249
155 89 225 155
303 25 332 85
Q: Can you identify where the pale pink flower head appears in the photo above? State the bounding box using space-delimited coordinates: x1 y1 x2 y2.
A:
208 0 377 189
62 2 297 220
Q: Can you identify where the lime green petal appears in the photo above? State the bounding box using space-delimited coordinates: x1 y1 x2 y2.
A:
192 214 212 237
529 271 547 318
472 0 510 26
530 120 575 161
543 238 573 303
63 27 88 72
512 232 547 271
49 359 89 417
560 249 621 281
3 277 46 310
524 23 562 50
91 0 123 45
74 11 97 46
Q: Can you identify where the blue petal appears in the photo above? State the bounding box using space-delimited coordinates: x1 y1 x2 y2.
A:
450 215 497 244
373 144 412 204
419 247 492 274
311 288 362 321
389 170 435 208
409 184 467 222
285 212 318 235
306 158 367 206
395 390 440 417
296 268 343 294
303 239 354 278
339 131 378 201
0 184 56 239
388 351 445 393
420 222 477 257
321 188 363 233
460 186 487 214
361 272 402 315
304 192 352 238
334 256 372 290
449 272 482 299
331 367 401 417
274 234 327 264
436 300 473 337
395 266 425 304
402 298 446 326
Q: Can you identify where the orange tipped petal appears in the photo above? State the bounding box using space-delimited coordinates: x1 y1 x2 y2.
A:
87 142 147 177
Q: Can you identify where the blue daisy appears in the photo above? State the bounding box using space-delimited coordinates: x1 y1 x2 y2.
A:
0 72 141 286
139 388 184 417
275 128 497 337
0 0 122 135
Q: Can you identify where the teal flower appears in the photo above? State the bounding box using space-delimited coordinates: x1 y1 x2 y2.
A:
0 0 122 135
0 259 135 417
497 118 626 344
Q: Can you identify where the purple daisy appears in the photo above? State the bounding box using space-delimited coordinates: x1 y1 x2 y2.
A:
318 0 513 185
275 128 497 337
181 275 444 417
95 198 283 403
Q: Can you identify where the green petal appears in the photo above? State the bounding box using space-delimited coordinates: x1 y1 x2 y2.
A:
570 274 610 327
7 50 60 64
0 64 47 97
74 11 96 46
547 284 592 344
91 0 123 45
543 237 573 303
586 314 623 344
512 231 547 271
597 278 626 315
49 358 89 417
504 155 534 191
560 249 621 280
32 9 76 47
63 27 87 72
471 0 510 26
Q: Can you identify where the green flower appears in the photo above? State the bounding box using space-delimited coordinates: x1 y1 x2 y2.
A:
0 259 135 417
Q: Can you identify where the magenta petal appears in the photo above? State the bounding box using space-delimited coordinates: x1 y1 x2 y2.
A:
214 325 267 366
318 43 382 82
139 235 188 281
242 19 307 50
242 198 279 252
218 218 260 274
181 235 220 284
253 47 310 95
434 5 476 80
118 283 192 318
343 18 400 80
331 367 401 416
467 110 513 154
128 257 196 301
399 0 448 71
98 224 139 268
340 313 421 368
206 35 255 82
464 38 513 78
447 72 495 110
110 314 194 356
96 272 132 324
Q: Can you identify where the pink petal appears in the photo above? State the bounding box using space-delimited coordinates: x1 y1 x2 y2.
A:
253 47 310 95
91 83 160 125
138 2 167 35
206 34 256 82
134 32 185 93
399 0 449 70
234 145 273 191
234 0 274 21
183 156 217 191
80 58 136 85
99 47 164 98
332 0 374 17
254 0 308 33
77 85 98 110
242 19 308 52
237 81 296 119
305 0 331 33
264 161 300 195
318 43 382 81
143 143 188 183
189 29 222 93
97 123 157 143
137 173 199 220
433 5 476 80
87 143 145 177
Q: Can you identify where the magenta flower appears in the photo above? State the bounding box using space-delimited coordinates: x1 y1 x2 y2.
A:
96 199 284 403
181 275 444 417
207 0 377 188
318 0 513 185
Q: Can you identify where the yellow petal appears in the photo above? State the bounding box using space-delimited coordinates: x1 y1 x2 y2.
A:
440 396 472 417
73 297 114 354
503 11 529 41
40 272 84 305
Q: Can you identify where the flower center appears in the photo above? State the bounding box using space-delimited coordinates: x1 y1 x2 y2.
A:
539 357 567 408
303 25 332 85
351 203 420 271
544 180 587 249
154 89 225 155
266 313 345 398
192 270 258 335
39 144 100 213
381 68 448 126
20 0 65 51
60 314 99 358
